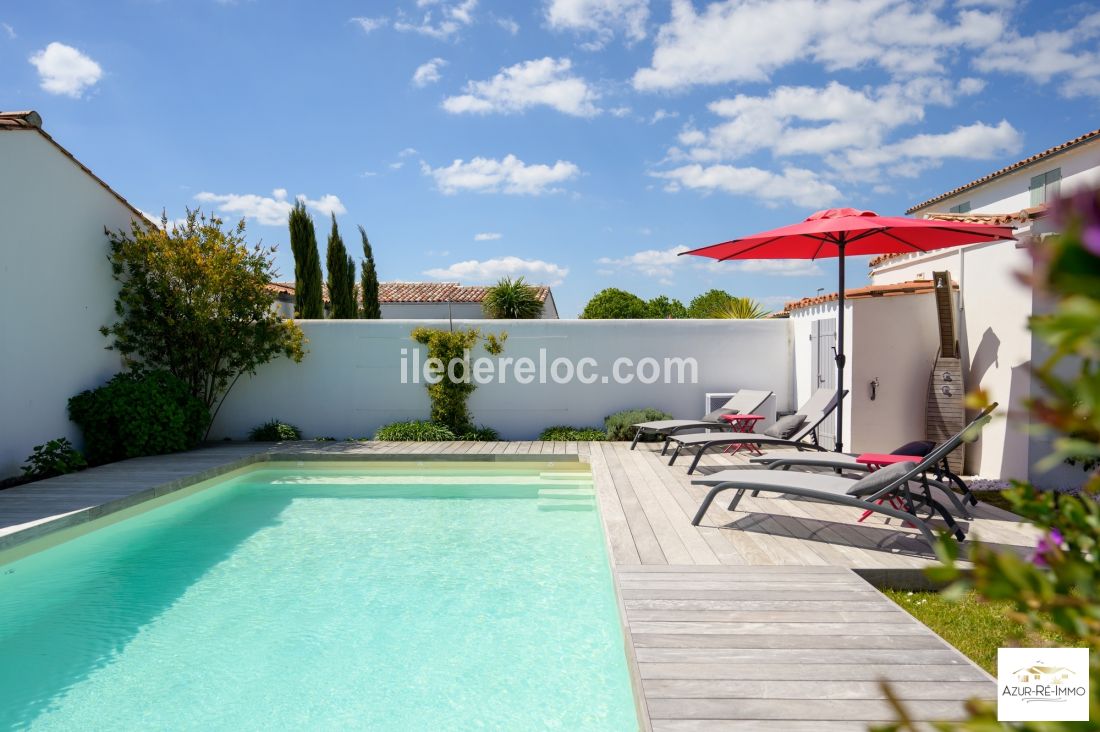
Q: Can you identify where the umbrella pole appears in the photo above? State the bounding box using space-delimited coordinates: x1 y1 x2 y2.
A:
835 239 846 453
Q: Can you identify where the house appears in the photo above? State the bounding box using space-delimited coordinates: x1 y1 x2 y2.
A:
0 111 145 476
271 281 560 319
818 128 1100 482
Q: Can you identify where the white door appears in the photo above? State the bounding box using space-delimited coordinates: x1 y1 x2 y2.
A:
811 318 837 449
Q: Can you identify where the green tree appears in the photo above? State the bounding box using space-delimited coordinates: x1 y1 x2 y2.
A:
102 210 305 432
646 295 688 319
325 214 357 319
288 201 323 318
410 327 506 432
483 276 544 319
687 289 738 318
359 225 381 319
580 288 649 319
714 296 770 319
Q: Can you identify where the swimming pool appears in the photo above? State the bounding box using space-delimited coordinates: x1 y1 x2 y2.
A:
0 462 639 730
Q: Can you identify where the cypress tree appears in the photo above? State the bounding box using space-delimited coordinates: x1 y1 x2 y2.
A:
288 202 323 318
325 214 356 319
359 225 381 319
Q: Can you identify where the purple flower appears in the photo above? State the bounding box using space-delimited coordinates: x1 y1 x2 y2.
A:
1055 189 1100 256
1032 528 1065 567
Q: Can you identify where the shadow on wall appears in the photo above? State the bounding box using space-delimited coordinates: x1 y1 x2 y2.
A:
964 327 1000 474
997 363 1031 480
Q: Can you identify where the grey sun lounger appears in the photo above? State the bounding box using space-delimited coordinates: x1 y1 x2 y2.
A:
666 388 846 474
745 404 1000 512
629 389 773 450
689 409 996 549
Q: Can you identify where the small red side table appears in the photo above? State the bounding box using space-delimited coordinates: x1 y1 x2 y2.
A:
853 453 923 524
718 413 765 456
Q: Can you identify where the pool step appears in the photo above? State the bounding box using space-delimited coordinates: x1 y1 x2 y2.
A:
539 472 593 482
537 499 594 512
538 487 595 499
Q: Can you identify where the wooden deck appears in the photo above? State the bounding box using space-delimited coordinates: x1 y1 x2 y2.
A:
0 439 1038 730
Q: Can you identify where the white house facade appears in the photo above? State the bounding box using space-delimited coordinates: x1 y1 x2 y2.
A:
0 111 144 476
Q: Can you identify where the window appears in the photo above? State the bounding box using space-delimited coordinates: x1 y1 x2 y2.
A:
1029 168 1061 206
948 201 971 214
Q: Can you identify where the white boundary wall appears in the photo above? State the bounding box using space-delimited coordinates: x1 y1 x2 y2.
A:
0 131 133 477
212 319 793 440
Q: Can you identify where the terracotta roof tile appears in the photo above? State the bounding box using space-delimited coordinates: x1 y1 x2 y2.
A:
867 207 1043 267
267 281 550 305
907 128 1100 213
785 279 954 312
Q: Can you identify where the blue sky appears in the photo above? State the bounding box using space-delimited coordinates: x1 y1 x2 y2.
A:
2 1 1098 316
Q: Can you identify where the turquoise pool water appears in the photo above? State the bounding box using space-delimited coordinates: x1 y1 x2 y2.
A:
0 463 638 731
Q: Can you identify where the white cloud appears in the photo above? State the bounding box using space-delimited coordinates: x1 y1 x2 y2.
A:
193 189 346 226
650 108 678 124
389 161 405 170
974 11 1100 98
666 80 1022 185
350 16 386 34
728 259 823 277
441 57 599 117
653 164 842 208
425 256 568 285
474 232 502 240
633 0 1006 91
399 147 419 157
395 0 477 39
609 105 632 117
495 16 519 34
597 245 688 277
422 154 581 195
28 42 102 98
545 0 648 47
2 23 15 39
412 57 447 87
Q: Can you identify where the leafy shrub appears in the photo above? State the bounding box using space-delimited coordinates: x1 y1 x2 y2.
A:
410 326 506 432
539 426 607 441
580 288 649 319
457 425 500 441
22 438 88 479
604 408 674 441
646 295 688 319
483 276 544 319
68 370 210 465
374 420 457 441
687 289 737 317
249 420 303 441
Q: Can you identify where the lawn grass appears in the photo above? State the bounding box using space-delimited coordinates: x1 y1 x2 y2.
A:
883 589 1070 675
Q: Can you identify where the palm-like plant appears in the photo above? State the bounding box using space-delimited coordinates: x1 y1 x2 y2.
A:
716 296 770 319
482 276 544 319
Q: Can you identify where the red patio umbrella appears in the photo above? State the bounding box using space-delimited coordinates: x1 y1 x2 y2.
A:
680 208 1016 452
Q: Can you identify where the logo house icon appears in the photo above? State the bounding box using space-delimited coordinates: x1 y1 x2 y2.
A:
1014 665 1075 686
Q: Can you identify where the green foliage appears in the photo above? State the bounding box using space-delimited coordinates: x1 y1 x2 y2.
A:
289 202 324 319
580 288 649 319
482 276 544 319
713 296 770 319
325 215 357 319
21 438 88 479
687 289 738 318
410 327 507 432
101 210 305 433
457 425 500 441
878 187 1100 732
68 371 210 465
374 420 457 441
358 225 381 319
883 589 1069 675
539 426 608 441
249 419 303 441
646 295 688 319
604 408 674 441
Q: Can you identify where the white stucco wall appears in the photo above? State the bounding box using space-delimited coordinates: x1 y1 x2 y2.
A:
0 131 138 476
211 319 794 440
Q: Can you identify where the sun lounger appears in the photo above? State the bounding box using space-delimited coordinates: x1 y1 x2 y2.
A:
665 389 846 474
745 405 999 510
629 389 773 450
688 409 995 548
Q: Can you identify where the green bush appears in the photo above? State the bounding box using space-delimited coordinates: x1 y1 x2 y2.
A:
580 288 649 319
539 426 607 441
21 438 88 479
68 371 210 465
457 425 500 441
604 408 674 441
410 326 506 432
249 420 303 441
374 420 457 441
